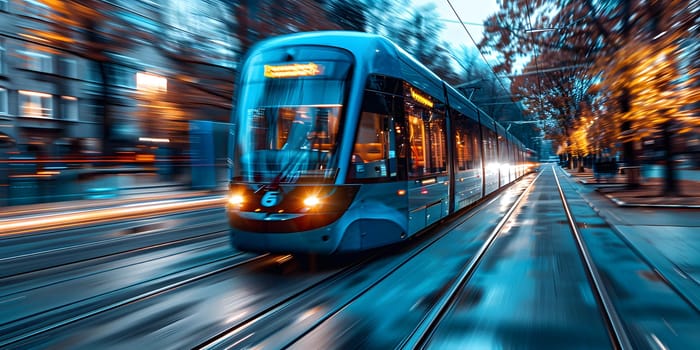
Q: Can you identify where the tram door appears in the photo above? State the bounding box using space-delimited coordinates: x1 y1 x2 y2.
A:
404 86 448 235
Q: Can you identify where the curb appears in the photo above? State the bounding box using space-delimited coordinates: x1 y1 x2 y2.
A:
601 193 700 209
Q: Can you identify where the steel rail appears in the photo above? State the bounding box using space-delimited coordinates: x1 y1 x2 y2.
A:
552 166 633 350
199 176 537 350
399 170 543 349
0 253 266 348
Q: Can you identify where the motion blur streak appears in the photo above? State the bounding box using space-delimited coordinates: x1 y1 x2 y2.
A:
0 196 225 236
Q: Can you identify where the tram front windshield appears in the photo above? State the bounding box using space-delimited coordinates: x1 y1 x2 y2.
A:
232 47 353 184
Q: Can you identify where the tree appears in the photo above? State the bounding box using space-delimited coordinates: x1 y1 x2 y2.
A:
362 0 412 37
328 0 368 31
478 0 594 165
153 0 238 142
480 0 700 192
596 39 699 193
236 0 343 47
586 0 700 193
569 124 588 171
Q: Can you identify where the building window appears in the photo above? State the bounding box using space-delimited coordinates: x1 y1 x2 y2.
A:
22 51 53 73
61 58 78 78
0 88 8 115
87 62 102 83
112 65 136 89
60 96 78 120
0 0 8 12
19 90 53 118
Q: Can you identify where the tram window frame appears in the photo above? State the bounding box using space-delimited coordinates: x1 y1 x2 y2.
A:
454 113 481 171
404 83 446 179
483 129 498 167
348 85 403 183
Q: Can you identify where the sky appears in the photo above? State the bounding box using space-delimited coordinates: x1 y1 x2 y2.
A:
413 0 500 50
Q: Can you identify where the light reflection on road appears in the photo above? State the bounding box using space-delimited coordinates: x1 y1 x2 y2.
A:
0 196 225 236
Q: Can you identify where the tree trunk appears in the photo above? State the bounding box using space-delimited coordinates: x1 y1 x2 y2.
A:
662 120 679 195
621 119 640 189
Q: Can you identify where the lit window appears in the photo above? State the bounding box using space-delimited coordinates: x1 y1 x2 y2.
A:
136 72 167 92
0 88 8 115
61 96 78 120
19 90 53 118
23 51 53 73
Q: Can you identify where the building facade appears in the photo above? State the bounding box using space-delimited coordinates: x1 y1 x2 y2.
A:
1 0 238 205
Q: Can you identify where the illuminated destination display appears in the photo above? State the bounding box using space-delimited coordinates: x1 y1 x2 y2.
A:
264 62 323 78
410 88 434 108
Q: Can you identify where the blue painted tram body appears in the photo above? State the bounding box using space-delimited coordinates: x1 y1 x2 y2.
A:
226 31 532 254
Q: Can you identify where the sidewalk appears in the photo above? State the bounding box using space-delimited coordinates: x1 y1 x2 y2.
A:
556 165 700 312
564 166 700 208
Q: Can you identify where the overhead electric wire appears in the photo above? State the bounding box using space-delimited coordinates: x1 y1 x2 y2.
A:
444 0 512 100
524 0 547 125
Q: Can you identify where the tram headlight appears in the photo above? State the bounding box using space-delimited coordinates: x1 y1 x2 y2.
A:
303 195 320 207
228 194 245 206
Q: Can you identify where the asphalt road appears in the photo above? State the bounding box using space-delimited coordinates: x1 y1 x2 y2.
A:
1 166 698 349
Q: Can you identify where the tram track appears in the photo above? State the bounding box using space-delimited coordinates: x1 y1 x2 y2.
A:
0 252 266 348
399 167 543 349
1 215 235 347
6 167 695 348
553 166 632 350
0 209 227 278
397 165 632 349
0 230 229 297
197 177 535 349
2 173 533 349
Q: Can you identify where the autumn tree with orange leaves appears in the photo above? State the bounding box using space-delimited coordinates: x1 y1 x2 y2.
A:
480 0 699 194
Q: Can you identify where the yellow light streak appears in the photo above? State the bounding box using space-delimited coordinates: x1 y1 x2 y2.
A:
0 197 225 237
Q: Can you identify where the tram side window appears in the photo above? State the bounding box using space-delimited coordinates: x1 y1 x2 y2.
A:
454 114 480 170
407 114 425 176
349 90 400 181
405 84 446 178
483 129 498 168
427 112 446 173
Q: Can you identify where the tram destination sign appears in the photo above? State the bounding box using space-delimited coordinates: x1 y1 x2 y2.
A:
264 62 324 78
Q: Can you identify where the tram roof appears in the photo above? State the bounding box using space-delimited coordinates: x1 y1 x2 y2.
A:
249 31 446 97
248 31 522 143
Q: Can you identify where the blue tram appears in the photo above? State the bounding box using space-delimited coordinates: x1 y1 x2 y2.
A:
226 31 532 254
